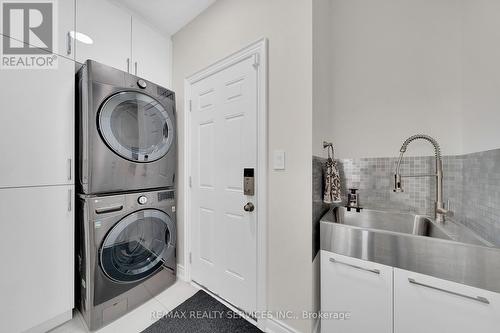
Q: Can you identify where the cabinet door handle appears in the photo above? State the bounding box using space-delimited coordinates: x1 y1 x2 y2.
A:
67 158 72 181
127 58 130 73
329 257 380 275
68 189 72 212
66 32 72 55
408 278 490 304
134 61 138 75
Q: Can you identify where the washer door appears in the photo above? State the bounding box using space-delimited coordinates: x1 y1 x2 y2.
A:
100 209 176 283
98 91 174 162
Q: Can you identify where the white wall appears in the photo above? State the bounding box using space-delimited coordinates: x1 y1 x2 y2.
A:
319 0 500 159
327 0 464 159
462 0 500 154
313 0 333 158
172 1 314 332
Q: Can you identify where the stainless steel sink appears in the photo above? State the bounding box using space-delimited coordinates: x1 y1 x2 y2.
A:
332 208 451 240
320 206 500 294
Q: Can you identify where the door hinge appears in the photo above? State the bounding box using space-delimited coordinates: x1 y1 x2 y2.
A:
189 100 192 112
189 252 192 264
189 176 192 188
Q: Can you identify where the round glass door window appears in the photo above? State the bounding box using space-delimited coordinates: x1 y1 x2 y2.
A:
100 209 176 283
98 91 174 162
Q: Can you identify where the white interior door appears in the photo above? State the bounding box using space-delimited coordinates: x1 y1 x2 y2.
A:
190 55 258 314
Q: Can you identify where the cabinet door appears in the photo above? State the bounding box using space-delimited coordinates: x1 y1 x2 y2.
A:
75 0 131 71
0 53 74 188
0 0 75 59
131 17 171 88
0 185 74 333
394 268 500 333
320 251 393 333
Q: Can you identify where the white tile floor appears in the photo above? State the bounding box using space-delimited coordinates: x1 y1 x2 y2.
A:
49 280 198 333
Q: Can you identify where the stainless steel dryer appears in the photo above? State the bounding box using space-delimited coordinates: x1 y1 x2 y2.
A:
76 189 177 331
77 60 177 195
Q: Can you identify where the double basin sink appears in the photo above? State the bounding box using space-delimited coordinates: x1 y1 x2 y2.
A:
320 207 500 293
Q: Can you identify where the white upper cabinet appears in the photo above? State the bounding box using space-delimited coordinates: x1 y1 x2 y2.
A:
59 0 76 59
321 251 394 333
75 0 132 71
0 54 74 189
132 18 172 88
75 0 172 86
0 0 75 59
394 268 500 333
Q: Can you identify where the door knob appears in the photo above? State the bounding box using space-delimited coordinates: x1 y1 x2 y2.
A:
244 202 255 212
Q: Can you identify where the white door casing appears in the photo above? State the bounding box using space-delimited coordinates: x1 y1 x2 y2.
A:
185 39 267 323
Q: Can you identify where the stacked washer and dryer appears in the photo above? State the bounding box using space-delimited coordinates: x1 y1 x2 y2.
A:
76 60 177 331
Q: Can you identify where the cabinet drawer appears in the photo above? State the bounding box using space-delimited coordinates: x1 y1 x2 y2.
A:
394 268 500 333
320 251 393 333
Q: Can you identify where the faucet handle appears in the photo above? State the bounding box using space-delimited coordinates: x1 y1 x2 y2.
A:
393 174 404 192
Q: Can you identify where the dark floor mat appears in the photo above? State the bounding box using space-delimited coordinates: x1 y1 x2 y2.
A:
142 290 263 333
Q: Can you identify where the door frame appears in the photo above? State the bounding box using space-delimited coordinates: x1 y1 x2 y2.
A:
183 38 268 327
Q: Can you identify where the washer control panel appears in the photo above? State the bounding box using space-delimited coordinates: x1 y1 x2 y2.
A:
138 195 148 205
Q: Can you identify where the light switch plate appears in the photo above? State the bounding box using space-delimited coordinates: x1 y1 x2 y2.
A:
273 150 286 170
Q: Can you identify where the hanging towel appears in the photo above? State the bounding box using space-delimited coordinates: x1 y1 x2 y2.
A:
323 157 342 204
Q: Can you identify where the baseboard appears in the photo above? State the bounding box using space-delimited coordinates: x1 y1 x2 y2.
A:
312 317 320 333
176 264 186 281
266 318 305 333
25 309 73 333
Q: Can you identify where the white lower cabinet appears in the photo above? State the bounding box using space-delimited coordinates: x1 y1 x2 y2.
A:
394 268 500 333
0 185 74 333
320 251 393 333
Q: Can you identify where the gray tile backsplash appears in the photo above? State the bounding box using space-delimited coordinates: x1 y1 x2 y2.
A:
312 148 500 247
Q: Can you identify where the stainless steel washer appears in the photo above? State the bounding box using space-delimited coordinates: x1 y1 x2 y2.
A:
77 60 177 195
76 189 177 331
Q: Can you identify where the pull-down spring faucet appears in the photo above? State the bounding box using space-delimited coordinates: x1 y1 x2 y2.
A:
393 134 449 223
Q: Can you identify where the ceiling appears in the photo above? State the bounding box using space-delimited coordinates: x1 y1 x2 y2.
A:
116 0 216 35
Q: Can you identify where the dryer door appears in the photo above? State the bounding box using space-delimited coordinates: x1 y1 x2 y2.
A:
98 91 174 163
100 209 176 283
